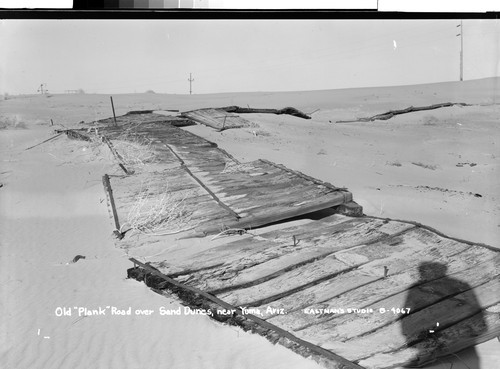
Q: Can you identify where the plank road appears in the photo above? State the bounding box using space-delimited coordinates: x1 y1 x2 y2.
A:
268 235 493 332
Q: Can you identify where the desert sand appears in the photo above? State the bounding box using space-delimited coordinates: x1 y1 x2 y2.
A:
1 77 499 368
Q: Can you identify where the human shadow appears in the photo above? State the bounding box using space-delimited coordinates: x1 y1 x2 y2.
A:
401 261 486 368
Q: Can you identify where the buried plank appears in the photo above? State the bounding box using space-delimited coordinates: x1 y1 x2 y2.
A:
268 231 492 332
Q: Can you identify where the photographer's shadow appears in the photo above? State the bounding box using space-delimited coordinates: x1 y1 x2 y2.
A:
401 262 486 369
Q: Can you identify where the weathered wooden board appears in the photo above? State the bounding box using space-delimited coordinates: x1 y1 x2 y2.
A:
294 255 500 342
310 278 500 364
181 108 252 130
178 219 412 298
358 303 500 369
273 237 497 332
87 114 354 237
157 216 408 281
158 216 500 369
92 112 193 128
109 166 238 237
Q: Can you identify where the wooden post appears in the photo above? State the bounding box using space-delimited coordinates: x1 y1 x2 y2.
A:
102 174 121 235
110 96 117 126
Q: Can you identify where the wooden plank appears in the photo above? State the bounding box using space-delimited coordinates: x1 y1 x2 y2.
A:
357 304 500 369
259 159 348 191
102 174 123 239
316 277 500 363
196 192 352 235
216 254 363 307
189 219 412 294
25 132 64 150
166 216 352 272
182 108 251 130
163 143 241 221
159 215 353 275
268 234 493 332
285 259 498 352
221 105 311 119
128 258 366 369
296 255 500 343
257 271 383 320
170 217 409 277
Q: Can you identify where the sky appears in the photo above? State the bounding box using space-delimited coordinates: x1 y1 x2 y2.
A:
0 19 499 95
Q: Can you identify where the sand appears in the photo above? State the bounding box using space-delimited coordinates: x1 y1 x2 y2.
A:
1 77 499 369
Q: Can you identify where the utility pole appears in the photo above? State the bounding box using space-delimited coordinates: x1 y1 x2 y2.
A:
188 73 194 95
456 20 463 81
37 83 47 94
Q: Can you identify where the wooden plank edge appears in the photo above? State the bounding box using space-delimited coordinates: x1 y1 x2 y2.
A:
194 192 352 237
58 128 92 142
102 174 124 240
259 159 350 192
101 135 132 175
128 258 366 369
363 215 500 253
163 143 241 221
25 132 64 150
357 308 500 369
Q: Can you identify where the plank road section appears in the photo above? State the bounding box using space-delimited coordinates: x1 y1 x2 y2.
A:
85 112 500 368
181 108 251 130
128 258 365 369
87 114 354 237
143 216 500 369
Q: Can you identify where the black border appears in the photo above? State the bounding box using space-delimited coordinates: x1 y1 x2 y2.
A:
0 9 498 20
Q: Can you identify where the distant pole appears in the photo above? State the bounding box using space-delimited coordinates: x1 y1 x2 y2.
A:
110 96 117 126
457 20 463 81
188 73 194 95
37 83 46 94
